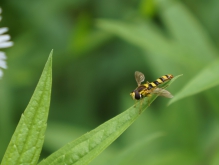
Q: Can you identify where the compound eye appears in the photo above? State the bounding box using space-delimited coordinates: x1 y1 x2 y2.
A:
135 91 141 100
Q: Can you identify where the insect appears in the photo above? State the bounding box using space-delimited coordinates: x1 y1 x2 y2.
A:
130 71 174 101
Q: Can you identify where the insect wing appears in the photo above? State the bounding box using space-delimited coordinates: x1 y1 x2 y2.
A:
135 71 145 86
152 88 173 98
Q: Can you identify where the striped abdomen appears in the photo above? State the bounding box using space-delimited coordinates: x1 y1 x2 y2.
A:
144 74 173 90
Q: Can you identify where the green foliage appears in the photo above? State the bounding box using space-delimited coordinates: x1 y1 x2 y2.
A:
38 75 180 165
1 0 219 164
0 54 179 165
106 132 165 165
1 51 52 165
169 59 219 104
96 0 219 102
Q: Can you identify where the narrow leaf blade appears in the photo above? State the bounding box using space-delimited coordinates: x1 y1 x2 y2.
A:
38 75 181 165
1 51 53 165
96 19 190 66
169 59 219 105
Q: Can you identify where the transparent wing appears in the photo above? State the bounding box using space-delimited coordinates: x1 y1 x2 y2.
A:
152 88 173 98
135 71 145 86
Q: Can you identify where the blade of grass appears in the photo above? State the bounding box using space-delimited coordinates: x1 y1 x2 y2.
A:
96 19 173 57
96 19 195 68
38 75 181 165
169 59 219 105
1 51 53 165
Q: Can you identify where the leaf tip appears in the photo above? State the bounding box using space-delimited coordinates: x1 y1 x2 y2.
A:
49 49 53 58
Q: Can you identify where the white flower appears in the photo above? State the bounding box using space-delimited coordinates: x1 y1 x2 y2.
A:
0 8 13 78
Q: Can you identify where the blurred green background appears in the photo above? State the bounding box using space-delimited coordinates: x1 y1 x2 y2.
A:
1 0 219 164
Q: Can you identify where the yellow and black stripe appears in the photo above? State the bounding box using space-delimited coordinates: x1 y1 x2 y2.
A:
146 74 173 90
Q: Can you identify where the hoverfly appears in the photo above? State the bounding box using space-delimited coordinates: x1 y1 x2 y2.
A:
130 71 173 100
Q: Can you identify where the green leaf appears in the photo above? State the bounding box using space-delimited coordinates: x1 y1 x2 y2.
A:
96 1 219 72
156 0 217 62
1 51 53 165
169 59 219 105
96 19 191 67
38 75 181 165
